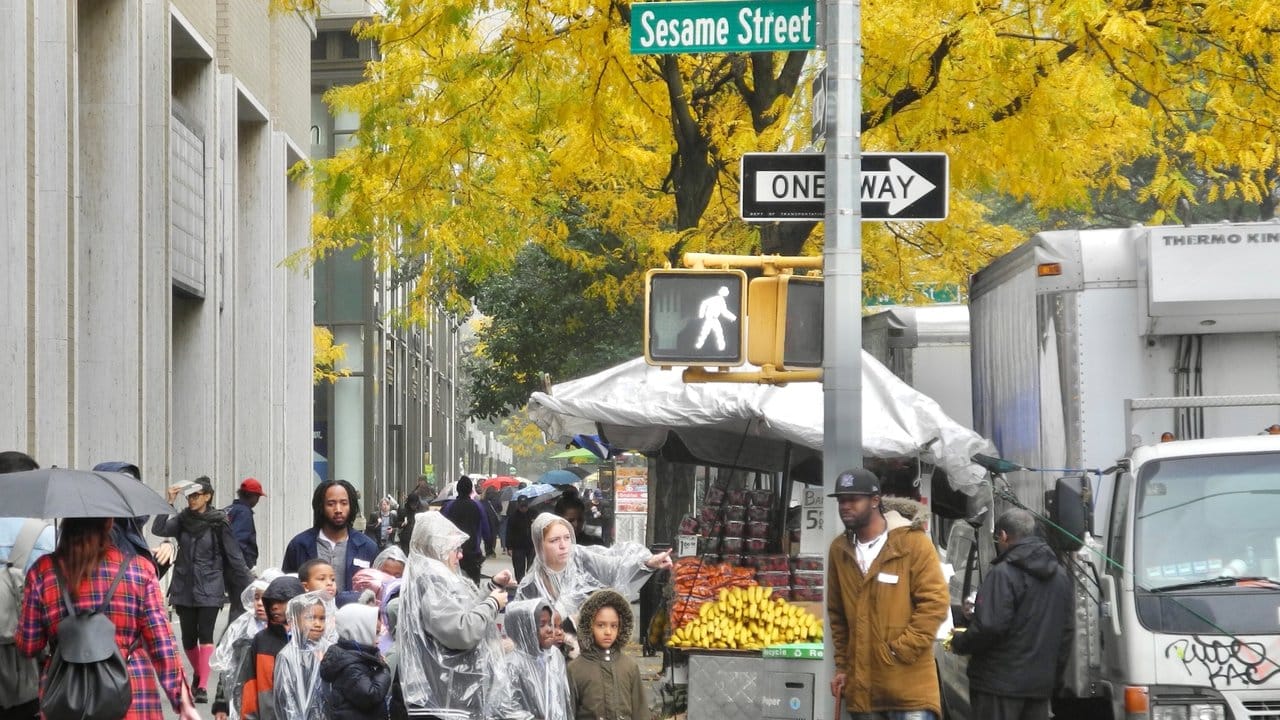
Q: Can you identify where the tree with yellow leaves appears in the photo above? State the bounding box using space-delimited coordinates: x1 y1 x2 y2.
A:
286 0 1280 309
313 326 351 385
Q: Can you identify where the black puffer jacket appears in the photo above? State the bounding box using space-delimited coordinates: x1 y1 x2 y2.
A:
319 639 391 720
152 508 253 607
951 535 1074 698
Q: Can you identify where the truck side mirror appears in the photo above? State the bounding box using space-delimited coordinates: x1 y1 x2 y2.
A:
1044 475 1091 553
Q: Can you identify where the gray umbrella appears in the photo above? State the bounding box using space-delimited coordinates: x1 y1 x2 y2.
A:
0 467 175 518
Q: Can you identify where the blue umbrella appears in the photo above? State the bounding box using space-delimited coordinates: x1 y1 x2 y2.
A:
514 484 556 500
538 469 581 486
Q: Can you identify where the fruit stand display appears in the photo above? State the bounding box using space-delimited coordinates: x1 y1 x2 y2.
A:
668 585 823 650
664 482 829 720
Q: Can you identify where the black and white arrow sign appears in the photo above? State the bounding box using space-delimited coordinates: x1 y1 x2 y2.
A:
740 152 949 222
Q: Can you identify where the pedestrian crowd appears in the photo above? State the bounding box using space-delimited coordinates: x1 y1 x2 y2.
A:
0 456 671 720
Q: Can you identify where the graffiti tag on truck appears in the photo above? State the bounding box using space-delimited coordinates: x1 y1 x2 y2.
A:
1166 636 1280 688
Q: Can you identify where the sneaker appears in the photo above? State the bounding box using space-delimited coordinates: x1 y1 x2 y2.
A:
194 688 208 704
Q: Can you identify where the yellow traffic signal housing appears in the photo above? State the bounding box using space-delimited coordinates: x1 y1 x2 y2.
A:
748 275 824 369
645 269 748 366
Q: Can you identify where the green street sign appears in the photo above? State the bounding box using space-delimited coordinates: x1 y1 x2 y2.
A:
631 0 818 55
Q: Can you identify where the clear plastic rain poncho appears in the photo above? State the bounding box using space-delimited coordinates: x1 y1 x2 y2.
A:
273 590 337 720
210 578 271 720
373 545 407 574
515 513 654 631
397 511 513 719
499 598 571 720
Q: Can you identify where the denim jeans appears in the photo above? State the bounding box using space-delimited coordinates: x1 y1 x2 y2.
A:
849 707 942 712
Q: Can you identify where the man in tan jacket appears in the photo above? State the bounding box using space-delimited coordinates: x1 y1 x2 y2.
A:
826 468 949 719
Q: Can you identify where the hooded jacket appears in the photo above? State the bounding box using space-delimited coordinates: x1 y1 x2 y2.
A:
321 604 391 720
567 590 648 720
515 514 653 632
153 505 253 607
826 497 949 716
501 598 570 720
950 534 1074 698
396 511 513 719
274 591 337 720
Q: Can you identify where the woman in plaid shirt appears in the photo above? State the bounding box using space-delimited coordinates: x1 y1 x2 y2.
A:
16 517 202 720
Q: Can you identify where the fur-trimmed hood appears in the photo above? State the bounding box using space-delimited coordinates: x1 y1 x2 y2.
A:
576 589 632 656
882 496 928 532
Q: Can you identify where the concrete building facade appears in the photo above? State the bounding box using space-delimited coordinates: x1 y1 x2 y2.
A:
310 4 513 508
1 1 316 566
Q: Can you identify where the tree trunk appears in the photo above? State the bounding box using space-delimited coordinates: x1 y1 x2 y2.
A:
758 221 818 256
646 456 698 548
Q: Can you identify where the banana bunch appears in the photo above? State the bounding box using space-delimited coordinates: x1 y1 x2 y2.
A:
668 586 824 650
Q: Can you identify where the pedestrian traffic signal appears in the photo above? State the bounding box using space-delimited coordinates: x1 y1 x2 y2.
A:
747 275 824 368
645 269 748 366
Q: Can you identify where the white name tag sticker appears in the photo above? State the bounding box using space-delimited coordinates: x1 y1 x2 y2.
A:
353 558 371 568
877 572 899 584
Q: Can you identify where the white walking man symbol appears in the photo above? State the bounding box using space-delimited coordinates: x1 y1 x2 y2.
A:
694 286 738 352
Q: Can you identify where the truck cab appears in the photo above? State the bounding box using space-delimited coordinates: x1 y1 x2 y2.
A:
1096 434 1280 720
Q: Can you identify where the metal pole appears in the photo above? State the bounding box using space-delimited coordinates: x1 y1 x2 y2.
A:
822 0 861 716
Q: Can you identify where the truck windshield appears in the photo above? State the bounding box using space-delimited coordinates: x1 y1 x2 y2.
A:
1134 451 1280 591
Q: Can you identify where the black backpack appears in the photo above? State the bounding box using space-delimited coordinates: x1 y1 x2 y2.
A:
43 561 134 720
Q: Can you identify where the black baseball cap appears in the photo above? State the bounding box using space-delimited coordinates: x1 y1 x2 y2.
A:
828 468 881 498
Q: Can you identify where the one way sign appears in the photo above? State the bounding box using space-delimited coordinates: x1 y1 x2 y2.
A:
740 152 948 222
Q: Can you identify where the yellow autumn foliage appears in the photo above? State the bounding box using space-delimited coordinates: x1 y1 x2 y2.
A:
313 326 351 385
280 0 1280 308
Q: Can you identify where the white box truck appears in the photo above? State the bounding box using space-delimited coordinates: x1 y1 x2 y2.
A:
944 222 1280 720
863 304 973 430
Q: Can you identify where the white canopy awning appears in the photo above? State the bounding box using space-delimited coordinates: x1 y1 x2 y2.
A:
528 352 993 494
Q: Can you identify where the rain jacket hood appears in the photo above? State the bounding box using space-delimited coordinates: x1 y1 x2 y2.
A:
517 513 654 630
398 511 513 719
336 603 379 647
274 590 336 720
996 535 1060 580
500 598 570 720
372 545 406 573
576 589 633 658
412 510 470 564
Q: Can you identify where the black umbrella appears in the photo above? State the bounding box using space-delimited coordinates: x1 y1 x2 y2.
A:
560 465 592 480
0 468 175 519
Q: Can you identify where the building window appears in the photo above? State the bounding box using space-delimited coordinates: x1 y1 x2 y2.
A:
170 107 206 298
339 32 360 59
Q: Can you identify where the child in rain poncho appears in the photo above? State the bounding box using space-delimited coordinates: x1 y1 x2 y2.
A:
500 598 572 720
211 576 274 720
396 511 516 719
515 513 672 644
274 590 337 720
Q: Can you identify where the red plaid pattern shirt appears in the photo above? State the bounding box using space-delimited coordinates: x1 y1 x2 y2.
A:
17 547 189 719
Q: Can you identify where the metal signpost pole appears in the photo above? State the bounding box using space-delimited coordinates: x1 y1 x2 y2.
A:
822 0 861 715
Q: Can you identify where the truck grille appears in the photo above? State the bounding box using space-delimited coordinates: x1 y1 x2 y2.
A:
1243 700 1280 719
